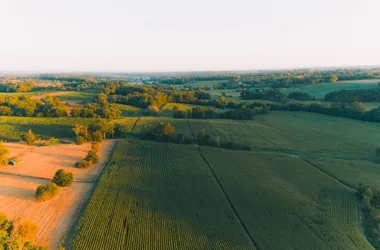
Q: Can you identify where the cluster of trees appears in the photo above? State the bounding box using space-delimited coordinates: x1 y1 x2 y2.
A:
75 143 101 169
240 89 287 102
172 106 268 120
325 87 380 103
287 91 314 101
358 183 380 248
0 80 36 93
0 212 45 249
0 95 68 117
36 169 73 202
72 122 114 145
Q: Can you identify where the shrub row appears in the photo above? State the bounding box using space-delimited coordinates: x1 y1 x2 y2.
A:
75 143 100 169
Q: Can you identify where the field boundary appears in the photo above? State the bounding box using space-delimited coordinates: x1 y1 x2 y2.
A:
300 157 356 192
185 119 196 139
129 117 140 135
62 140 118 248
196 146 261 250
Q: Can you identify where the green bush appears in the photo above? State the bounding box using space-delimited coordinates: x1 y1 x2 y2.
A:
91 142 100 152
85 150 99 163
24 129 36 146
76 136 86 145
75 160 93 169
35 183 59 202
52 169 74 187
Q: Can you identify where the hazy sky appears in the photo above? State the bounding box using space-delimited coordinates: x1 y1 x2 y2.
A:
0 0 379 72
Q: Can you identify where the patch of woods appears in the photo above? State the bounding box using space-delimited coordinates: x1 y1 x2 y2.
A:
0 211 46 249
358 184 380 249
0 93 121 119
137 121 252 151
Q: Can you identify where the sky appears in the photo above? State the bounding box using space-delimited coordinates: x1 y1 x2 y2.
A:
0 0 379 72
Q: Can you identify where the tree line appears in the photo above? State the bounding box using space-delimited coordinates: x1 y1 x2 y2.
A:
325 87 380 103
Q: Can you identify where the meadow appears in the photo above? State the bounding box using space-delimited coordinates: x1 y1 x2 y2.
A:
68 140 254 250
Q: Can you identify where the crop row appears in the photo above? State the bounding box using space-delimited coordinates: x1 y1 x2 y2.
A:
69 140 254 250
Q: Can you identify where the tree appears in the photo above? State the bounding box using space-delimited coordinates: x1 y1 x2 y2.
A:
52 169 74 187
24 129 36 146
154 121 175 138
17 221 38 243
329 75 338 82
35 183 59 202
0 143 9 166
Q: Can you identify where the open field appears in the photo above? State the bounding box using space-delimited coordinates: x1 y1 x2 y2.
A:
0 175 92 249
280 79 380 99
68 140 253 250
0 141 115 248
131 117 192 136
182 80 224 88
0 116 98 141
183 111 380 160
201 147 373 249
159 103 224 117
1 140 115 182
111 104 142 117
58 91 99 102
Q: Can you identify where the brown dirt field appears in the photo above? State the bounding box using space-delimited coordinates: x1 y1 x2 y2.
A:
0 140 116 249
0 175 92 249
2 140 115 182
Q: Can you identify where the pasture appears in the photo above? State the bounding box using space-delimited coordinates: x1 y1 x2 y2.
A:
280 79 380 99
68 140 253 250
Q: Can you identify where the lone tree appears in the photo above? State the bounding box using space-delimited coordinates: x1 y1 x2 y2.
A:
154 121 175 138
35 183 59 202
52 169 74 187
0 143 9 166
17 221 38 243
24 129 36 146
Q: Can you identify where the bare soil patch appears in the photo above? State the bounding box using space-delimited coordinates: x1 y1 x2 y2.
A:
2 140 115 182
0 140 116 249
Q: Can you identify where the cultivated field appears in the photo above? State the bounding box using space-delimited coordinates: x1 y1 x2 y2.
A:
201 147 373 249
0 141 116 249
0 116 98 141
185 111 380 160
68 140 254 250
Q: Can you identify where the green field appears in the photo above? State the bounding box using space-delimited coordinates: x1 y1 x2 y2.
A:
202 147 373 249
0 116 98 141
280 79 380 99
111 104 143 117
183 80 224 88
58 91 99 102
69 140 253 250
